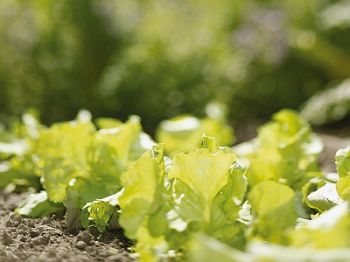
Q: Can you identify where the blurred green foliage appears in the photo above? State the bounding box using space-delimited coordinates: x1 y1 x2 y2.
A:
1 0 350 132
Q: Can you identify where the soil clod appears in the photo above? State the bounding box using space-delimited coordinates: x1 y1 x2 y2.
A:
77 231 92 245
2 232 13 245
76 241 87 250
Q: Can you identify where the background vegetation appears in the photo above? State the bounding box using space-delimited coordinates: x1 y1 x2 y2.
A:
1 0 350 133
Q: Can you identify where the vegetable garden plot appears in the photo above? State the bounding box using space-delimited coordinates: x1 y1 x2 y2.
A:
1 109 350 261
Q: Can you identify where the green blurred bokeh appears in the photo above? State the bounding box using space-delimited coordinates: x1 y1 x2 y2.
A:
1 0 350 133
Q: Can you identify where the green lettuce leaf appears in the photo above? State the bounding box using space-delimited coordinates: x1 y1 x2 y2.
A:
16 191 64 218
336 148 350 200
63 117 153 230
81 193 120 232
156 114 234 156
189 234 253 262
168 136 247 247
337 176 350 200
289 202 350 249
336 147 350 178
248 181 297 243
234 109 322 188
248 241 350 262
0 159 40 190
95 118 123 129
36 115 149 204
306 182 343 213
189 233 350 262
0 112 42 190
35 120 95 203
119 145 170 260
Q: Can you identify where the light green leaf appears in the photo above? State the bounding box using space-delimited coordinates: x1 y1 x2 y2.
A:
306 182 343 212
81 193 120 232
96 116 143 169
119 145 166 238
36 121 95 202
290 202 350 248
37 116 147 204
248 181 297 243
168 138 247 245
0 160 40 189
335 148 350 200
189 234 350 262
95 118 123 129
249 181 295 216
118 145 169 260
235 109 322 188
249 241 350 262
16 191 64 218
156 114 234 156
189 234 253 262
336 147 350 178
0 112 42 189
169 150 236 214
337 176 350 200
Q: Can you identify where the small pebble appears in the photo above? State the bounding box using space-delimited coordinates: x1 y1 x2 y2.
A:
76 240 87 250
41 235 50 244
99 251 110 258
85 246 95 254
77 231 92 244
33 235 50 245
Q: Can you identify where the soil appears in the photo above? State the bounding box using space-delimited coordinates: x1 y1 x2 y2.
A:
319 134 350 172
0 192 133 262
0 133 349 262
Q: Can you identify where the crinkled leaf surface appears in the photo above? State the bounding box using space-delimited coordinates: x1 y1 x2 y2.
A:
290 202 350 249
81 193 120 232
235 110 322 188
336 147 350 178
336 148 350 201
119 145 166 238
0 113 42 189
63 117 150 230
118 145 169 260
248 181 297 243
156 115 234 156
36 120 95 202
168 138 247 245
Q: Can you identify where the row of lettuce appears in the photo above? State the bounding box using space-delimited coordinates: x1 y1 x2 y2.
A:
1 109 350 261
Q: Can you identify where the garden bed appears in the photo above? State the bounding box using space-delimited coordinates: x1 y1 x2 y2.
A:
1 133 349 262
0 192 132 262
